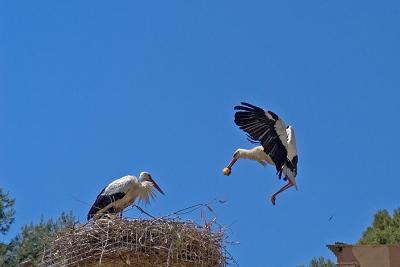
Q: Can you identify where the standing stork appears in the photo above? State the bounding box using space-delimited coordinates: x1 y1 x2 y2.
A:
223 102 298 205
87 172 165 220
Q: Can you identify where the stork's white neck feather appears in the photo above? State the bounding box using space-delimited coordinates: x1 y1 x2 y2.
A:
138 180 155 204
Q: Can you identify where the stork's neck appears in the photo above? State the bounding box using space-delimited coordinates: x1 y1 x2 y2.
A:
139 181 154 204
237 148 252 159
236 146 265 160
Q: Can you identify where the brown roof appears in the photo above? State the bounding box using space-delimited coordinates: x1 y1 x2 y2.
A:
327 243 400 267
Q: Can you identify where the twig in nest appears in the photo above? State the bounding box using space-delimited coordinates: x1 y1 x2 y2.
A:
133 204 156 219
99 219 110 264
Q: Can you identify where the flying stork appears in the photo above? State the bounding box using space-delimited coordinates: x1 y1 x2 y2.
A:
87 172 165 220
223 102 298 205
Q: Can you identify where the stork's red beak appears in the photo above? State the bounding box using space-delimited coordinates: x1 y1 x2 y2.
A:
149 177 165 195
227 157 237 169
223 157 237 176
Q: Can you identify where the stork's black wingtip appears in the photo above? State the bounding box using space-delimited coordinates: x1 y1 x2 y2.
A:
236 102 251 108
234 104 245 110
234 104 255 111
233 102 250 108
238 102 264 111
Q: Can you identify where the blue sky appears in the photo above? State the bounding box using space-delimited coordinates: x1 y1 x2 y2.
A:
1 1 399 266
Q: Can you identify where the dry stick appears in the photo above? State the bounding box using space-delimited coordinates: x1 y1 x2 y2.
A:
164 199 224 219
118 252 134 267
133 204 157 219
166 240 174 267
99 220 111 265
130 200 222 221
158 203 208 221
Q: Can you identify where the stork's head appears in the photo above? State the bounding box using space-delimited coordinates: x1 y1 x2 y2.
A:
228 149 245 167
139 172 165 195
232 149 244 159
222 149 243 176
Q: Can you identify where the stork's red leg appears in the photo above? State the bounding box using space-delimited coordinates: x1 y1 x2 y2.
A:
271 180 294 205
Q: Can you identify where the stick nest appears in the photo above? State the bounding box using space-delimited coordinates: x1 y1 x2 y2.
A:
40 218 228 267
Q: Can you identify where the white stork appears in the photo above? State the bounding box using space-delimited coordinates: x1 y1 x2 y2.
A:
87 172 165 220
223 102 298 205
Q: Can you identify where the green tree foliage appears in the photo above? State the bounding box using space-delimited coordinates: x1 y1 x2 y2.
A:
0 243 7 257
358 208 400 245
0 188 15 235
0 211 77 267
298 256 335 267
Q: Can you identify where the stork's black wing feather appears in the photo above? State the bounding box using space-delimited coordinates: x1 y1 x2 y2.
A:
234 102 288 177
87 188 125 220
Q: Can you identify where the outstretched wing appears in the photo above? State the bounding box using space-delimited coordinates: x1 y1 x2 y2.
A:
234 102 288 177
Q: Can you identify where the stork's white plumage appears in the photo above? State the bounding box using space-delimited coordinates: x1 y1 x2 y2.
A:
87 172 164 220
224 102 298 205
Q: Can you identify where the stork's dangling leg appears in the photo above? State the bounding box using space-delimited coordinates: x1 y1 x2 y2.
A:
271 179 294 205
